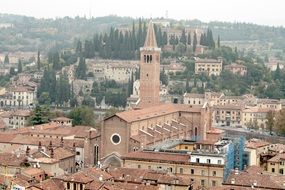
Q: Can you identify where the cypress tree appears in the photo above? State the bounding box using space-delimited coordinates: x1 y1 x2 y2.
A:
187 32 191 45
4 55 9 64
180 29 187 45
193 32 197 53
76 56 87 80
217 35 221 48
17 59 23 73
37 50 41 71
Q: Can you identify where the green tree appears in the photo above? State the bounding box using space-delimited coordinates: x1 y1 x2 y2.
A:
180 29 187 45
29 105 51 125
69 106 96 127
193 32 197 53
187 32 191 45
76 56 87 80
56 72 71 106
160 67 168 86
9 67 16 76
274 109 285 136
82 96 95 107
266 111 275 134
38 92 51 105
17 59 23 73
217 35 221 48
76 40 82 55
37 50 41 71
4 55 9 64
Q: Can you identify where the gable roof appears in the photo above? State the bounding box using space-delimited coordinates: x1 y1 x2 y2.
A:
112 104 202 123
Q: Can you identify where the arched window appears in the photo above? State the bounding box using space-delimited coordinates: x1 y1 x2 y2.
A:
94 145 99 166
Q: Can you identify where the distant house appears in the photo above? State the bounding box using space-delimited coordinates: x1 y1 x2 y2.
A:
224 63 247 76
195 58 223 76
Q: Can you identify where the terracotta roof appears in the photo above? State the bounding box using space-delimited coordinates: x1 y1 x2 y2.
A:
242 107 271 113
122 151 190 164
62 168 113 184
22 168 45 176
214 104 243 110
183 93 205 98
32 147 74 161
224 63 247 68
114 103 202 123
0 153 27 166
109 167 191 186
246 139 270 149
14 109 31 117
195 58 222 63
32 178 65 190
268 153 285 162
224 166 285 189
51 117 72 122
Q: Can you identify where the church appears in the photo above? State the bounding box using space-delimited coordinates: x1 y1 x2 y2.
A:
100 21 213 167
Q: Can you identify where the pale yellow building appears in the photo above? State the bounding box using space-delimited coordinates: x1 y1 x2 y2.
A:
122 151 224 189
195 58 223 76
242 107 269 129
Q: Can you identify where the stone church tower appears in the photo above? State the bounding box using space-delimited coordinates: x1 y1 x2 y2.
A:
139 20 161 108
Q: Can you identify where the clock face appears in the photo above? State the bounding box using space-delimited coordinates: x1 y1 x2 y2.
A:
110 133 121 145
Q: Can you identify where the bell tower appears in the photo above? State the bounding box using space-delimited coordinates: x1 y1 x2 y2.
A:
139 20 161 108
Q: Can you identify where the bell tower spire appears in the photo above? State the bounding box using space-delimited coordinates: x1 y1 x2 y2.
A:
144 20 158 48
139 20 161 108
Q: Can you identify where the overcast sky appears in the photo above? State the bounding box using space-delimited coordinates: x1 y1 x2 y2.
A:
0 0 284 26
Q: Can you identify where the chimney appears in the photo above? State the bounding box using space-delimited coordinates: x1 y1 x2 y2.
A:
38 141 42 151
26 146 30 156
72 142 76 152
234 168 239 175
60 137 64 147
89 130 92 139
48 141 52 151
50 148 54 159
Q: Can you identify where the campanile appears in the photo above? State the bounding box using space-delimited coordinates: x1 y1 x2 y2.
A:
139 20 161 108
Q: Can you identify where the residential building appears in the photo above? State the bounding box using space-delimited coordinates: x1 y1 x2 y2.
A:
212 105 243 127
242 107 269 130
257 99 282 111
195 58 223 76
224 63 247 76
222 166 285 189
183 93 205 106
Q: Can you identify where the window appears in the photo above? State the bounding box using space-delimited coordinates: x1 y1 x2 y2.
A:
201 180 205 186
169 167 173 172
138 165 141 169
272 168 275 173
110 134 121 145
196 158 200 163
80 184 83 190
148 166 151 169
213 171 216 176
201 170 205 176
185 146 188 149
73 183 77 190
67 182 70 189
191 169 194 174
207 159 211 164
280 169 284 174
94 145 99 165
212 180 216 187
179 168 183 174
218 160 222 165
